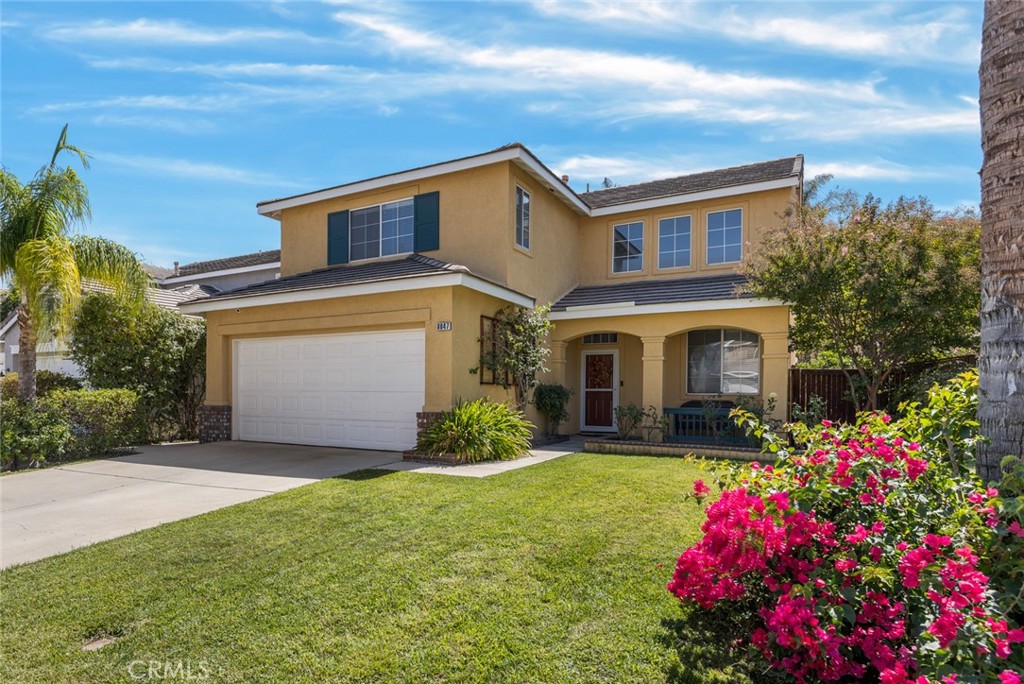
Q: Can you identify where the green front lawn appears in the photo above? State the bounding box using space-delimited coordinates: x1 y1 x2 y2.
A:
1 454 740 683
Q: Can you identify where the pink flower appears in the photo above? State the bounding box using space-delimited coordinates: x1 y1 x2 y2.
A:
835 557 858 573
999 671 1021 684
1008 521 1024 538
693 480 710 497
905 458 928 481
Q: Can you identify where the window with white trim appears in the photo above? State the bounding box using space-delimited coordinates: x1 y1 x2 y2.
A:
350 198 414 261
612 221 644 273
515 186 531 250
658 215 691 269
687 329 760 394
706 208 742 265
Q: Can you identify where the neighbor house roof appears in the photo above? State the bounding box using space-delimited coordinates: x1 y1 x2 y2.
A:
256 143 803 219
172 249 280 278
579 157 803 209
552 273 749 311
143 264 175 279
178 254 533 313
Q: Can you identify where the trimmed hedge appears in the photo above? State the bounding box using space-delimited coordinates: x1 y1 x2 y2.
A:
0 370 82 399
1 388 141 470
41 389 141 459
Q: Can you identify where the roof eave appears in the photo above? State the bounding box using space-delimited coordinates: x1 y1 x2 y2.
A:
549 297 786 320
177 271 534 314
588 177 800 217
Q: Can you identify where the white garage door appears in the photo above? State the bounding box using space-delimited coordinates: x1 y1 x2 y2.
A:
235 329 425 451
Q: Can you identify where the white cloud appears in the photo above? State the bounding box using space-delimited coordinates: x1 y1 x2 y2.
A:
90 114 217 134
96 153 303 188
532 1 980 67
805 160 954 182
552 154 702 185
43 18 317 45
32 94 238 114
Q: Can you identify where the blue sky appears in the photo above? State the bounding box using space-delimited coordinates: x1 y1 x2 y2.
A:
2 1 983 267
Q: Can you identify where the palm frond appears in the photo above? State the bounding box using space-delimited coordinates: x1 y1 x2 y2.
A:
28 166 91 238
0 169 32 278
71 235 151 305
12 236 81 341
49 123 90 170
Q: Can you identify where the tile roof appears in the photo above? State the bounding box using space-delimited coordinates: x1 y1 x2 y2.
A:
143 264 175 279
174 249 280 277
193 254 465 303
552 273 749 311
82 280 214 312
579 156 803 209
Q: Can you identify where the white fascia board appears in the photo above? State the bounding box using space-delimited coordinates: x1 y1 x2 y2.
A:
549 297 786 320
178 272 533 314
160 262 280 284
258 148 522 216
588 177 800 217
256 147 590 217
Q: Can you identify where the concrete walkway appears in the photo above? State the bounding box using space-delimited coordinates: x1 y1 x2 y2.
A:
377 436 585 478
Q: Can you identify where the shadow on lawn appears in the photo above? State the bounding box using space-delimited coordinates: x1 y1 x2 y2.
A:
334 468 398 482
660 610 787 684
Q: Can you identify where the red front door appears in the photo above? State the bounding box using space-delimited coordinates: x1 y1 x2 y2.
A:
583 353 615 429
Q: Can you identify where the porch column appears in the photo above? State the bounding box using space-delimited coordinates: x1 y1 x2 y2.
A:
641 335 666 415
548 341 568 386
761 331 789 420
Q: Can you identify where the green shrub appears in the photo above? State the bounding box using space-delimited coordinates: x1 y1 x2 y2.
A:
613 402 644 439
41 388 141 458
1 398 72 470
417 399 533 463
0 373 16 399
532 382 572 436
0 370 82 399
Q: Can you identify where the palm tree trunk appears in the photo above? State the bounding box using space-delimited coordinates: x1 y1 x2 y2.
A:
16 306 37 402
978 0 1024 482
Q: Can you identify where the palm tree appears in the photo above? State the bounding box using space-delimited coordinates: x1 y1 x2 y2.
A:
978 0 1024 482
0 125 150 402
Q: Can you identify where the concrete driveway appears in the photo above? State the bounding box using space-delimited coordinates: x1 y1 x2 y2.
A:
0 441 401 569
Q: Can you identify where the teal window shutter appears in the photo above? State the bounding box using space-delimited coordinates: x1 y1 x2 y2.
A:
327 210 349 265
413 191 440 252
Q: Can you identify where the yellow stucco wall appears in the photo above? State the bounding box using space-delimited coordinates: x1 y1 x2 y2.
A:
278 163 512 286
577 187 795 286
505 168 582 305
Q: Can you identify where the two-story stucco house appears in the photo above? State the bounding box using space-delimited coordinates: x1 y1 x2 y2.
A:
179 144 800 451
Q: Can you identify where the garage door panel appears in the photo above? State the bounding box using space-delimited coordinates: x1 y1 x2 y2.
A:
235 329 425 451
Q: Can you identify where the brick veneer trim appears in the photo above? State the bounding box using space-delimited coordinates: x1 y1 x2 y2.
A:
199 405 232 443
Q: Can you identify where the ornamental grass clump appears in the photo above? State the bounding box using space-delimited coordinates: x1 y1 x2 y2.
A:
416 398 533 463
668 372 1024 684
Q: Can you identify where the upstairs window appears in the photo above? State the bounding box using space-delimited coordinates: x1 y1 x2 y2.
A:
658 215 691 269
350 198 415 261
706 208 743 265
687 329 760 395
515 186 531 250
612 221 644 273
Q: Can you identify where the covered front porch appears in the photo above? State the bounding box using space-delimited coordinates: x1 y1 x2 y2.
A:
543 306 790 442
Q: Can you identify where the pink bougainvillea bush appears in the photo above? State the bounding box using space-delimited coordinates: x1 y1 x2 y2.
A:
668 372 1024 683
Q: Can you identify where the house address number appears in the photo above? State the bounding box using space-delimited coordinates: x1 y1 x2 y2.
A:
436 321 453 331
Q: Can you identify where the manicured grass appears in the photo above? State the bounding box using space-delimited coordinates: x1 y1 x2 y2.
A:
0 453 741 683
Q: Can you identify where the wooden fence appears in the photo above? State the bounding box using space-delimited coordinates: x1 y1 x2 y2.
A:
788 355 977 423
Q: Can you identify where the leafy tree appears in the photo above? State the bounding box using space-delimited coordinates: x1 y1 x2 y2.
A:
745 194 980 412
0 125 149 401
978 0 1024 480
477 304 553 412
71 293 205 441
0 285 18 321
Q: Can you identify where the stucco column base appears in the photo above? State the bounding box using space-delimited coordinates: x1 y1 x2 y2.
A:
641 336 666 441
761 331 790 420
